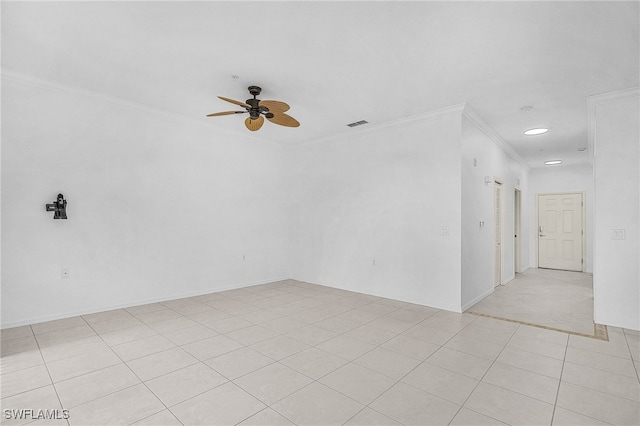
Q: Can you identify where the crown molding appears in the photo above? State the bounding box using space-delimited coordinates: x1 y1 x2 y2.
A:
587 86 640 163
461 104 530 171
296 103 467 148
0 68 281 146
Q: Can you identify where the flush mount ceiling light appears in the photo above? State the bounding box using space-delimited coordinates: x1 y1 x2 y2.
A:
524 128 549 136
544 160 562 165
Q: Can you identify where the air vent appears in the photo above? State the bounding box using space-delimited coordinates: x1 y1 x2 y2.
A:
347 120 368 127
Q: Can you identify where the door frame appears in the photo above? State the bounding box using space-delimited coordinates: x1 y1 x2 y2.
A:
535 191 586 272
494 178 504 287
514 188 522 274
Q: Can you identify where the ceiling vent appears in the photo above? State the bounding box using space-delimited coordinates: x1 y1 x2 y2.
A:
347 120 368 127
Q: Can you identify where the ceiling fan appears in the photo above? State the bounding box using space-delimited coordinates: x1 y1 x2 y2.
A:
207 86 300 131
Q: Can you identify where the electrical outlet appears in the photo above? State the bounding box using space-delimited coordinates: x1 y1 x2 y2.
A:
242 255 246 261
372 259 376 266
440 226 450 236
61 268 70 279
611 229 626 240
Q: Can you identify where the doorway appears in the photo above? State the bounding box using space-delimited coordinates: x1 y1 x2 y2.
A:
537 192 584 271
514 188 522 274
494 180 503 287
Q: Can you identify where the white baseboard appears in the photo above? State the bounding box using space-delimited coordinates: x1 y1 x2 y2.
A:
1 276 289 329
462 287 495 312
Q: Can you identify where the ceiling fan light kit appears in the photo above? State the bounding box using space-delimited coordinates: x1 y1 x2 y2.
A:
207 86 300 131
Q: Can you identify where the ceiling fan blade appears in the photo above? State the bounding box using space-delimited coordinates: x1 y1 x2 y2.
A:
206 111 247 117
260 100 290 112
245 116 264 131
218 96 251 108
267 112 300 128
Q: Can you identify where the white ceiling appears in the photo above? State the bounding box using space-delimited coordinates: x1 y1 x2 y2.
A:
3 1 638 168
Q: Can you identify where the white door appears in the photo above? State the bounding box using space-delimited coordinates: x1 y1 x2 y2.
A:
494 181 503 287
514 189 521 274
538 193 583 271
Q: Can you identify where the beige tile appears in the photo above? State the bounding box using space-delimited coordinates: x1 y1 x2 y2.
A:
99 324 158 347
315 317 361 334
1 364 51 398
280 347 348 380
369 381 460 426
204 347 274 380
34 325 97 348
444 334 505 361
513 324 569 345
552 407 611 425
182 334 243 361
354 346 420 380
260 316 307 333
67 383 164 425
250 335 310 361
204 316 254 333
367 316 415 334
402 362 479 405
464 382 554 425
162 323 218 346
31 317 86 335
316 336 376 361
562 362 640 402
145 362 227 406
482 362 559 404
556 381 640 425
225 325 280 346
171 382 266 425
426 347 493 380
185 308 231 324
568 332 632 359
496 347 563 379
241 309 284 324
457 322 515 346
234 362 312 405
380 334 440 360
285 324 338 346
0 349 43 375
135 309 182 324
111 334 176 361
46 347 122 383
344 407 402 426
89 316 144 334
238 408 295 426
126 347 198 381
320 362 395 404
0 386 62 426
1 335 39 356
1 325 34 341
565 345 638 378
401 324 456 346
131 409 182 425
148 316 198 334
449 408 507 425
344 324 397 346
54 363 140 408
39 335 107 363
506 335 567 360
271 382 364 425
171 302 212 315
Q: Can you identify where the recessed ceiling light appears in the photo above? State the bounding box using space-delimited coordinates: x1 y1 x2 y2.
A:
544 160 562 165
524 128 549 136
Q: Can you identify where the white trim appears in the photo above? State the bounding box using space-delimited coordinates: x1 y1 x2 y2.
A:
0 276 289 329
462 287 495 312
462 105 530 171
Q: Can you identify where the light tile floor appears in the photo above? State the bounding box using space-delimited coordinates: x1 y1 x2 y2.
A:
468 268 597 336
1 279 639 425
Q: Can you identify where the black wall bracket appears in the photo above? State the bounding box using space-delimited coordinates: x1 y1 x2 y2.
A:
46 193 68 219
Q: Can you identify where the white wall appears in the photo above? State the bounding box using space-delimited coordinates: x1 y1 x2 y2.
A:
528 164 594 273
461 110 529 310
591 90 640 330
1 76 290 328
289 108 463 312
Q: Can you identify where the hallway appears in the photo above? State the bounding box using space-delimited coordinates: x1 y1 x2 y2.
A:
467 268 602 338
